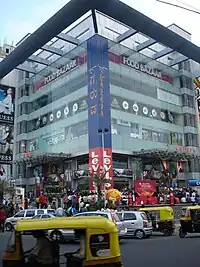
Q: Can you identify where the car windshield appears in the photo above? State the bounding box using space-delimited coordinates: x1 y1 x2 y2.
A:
117 213 123 221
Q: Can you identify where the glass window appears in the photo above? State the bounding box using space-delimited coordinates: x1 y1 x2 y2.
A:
14 211 25 218
33 215 41 219
47 210 56 214
20 121 27 134
180 76 193 90
184 114 196 127
170 133 183 145
123 213 136 220
185 133 198 147
25 210 35 218
37 210 44 215
42 214 51 218
29 75 86 113
19 141 26 153
182 94 195 108
179 61 191 72
140 213 148 221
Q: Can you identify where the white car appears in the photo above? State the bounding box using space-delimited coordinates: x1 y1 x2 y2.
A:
32 214 55 219
5 209 55 231
118 211 153 239
49 211 127 243
75 211 127 238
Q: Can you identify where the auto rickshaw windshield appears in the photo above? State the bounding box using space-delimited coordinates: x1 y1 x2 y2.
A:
181 208 190 217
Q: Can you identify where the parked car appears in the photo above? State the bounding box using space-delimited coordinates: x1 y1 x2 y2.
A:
117 211 153 239
48 211 127 243
32 214 55 219
75 211 127 238
5 209 55 231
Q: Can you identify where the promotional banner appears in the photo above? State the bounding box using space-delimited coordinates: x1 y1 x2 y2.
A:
0 124 13 163
0 85 15 124
134 180 157 205
87 35 113 186
188 179 200 186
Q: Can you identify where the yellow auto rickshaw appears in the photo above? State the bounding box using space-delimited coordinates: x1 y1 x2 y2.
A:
179 206 200 238
139 206 174 236
2 216 123 267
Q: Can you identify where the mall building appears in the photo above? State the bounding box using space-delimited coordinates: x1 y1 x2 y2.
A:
0 0 200 191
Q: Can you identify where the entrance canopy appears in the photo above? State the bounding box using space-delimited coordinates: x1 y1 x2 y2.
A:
0 0 200 79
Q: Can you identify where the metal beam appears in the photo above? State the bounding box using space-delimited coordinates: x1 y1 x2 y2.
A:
153 47 174 60
42 44 64 56
16 64 36 74
136 38 157 52
57 33 79 45
2 0 200 79
28 55 50 66
117 29 138 43
170 55 188 67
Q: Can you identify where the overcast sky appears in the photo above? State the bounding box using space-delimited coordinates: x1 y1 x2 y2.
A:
0 0 200 46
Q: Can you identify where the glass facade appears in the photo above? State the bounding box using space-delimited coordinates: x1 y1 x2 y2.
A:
14 11 200 186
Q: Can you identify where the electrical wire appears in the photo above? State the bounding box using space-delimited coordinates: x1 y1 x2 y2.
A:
156 0 200 15
176 0 200 13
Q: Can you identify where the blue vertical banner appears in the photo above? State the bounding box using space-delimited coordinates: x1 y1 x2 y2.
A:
87 35 113 185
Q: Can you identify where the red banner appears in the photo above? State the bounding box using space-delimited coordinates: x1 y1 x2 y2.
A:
134 180 157 205
89 147 113 190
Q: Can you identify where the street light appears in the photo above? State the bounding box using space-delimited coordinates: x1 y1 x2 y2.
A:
98 128 109 168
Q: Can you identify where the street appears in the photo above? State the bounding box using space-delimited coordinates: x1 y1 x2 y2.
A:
0 232 200 267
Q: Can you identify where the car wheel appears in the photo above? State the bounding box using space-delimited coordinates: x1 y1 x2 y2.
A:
135 230 145 239
50 231 64 243
5 223 13 232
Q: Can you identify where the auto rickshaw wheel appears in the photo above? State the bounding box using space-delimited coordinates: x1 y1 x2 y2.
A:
179 229 186 238
163 229 172 236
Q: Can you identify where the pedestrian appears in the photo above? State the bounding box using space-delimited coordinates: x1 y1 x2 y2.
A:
0 206 6 232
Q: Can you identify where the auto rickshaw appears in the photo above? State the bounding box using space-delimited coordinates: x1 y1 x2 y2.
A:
179 206 200 238
139 206 174 236
2 216 123 267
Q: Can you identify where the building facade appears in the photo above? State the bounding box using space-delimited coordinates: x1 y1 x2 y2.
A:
0 43 17 182
5 10 199 191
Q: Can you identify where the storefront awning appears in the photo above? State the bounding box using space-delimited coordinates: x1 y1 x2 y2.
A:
13 153 71 165
132 148 200 160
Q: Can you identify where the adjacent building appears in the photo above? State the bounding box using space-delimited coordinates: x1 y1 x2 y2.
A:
0 1 199 192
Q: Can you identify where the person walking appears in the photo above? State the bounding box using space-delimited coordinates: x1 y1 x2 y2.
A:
0 206 6 233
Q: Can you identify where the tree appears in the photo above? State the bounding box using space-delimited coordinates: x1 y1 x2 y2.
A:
0 180 14 203
90 168 110 209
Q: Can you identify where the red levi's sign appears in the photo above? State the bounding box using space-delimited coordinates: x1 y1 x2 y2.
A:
89 147 113 190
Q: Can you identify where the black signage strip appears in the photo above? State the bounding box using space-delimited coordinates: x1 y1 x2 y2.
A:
0 0 200 79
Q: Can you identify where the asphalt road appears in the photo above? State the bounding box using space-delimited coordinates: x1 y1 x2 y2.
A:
0 232 200 267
